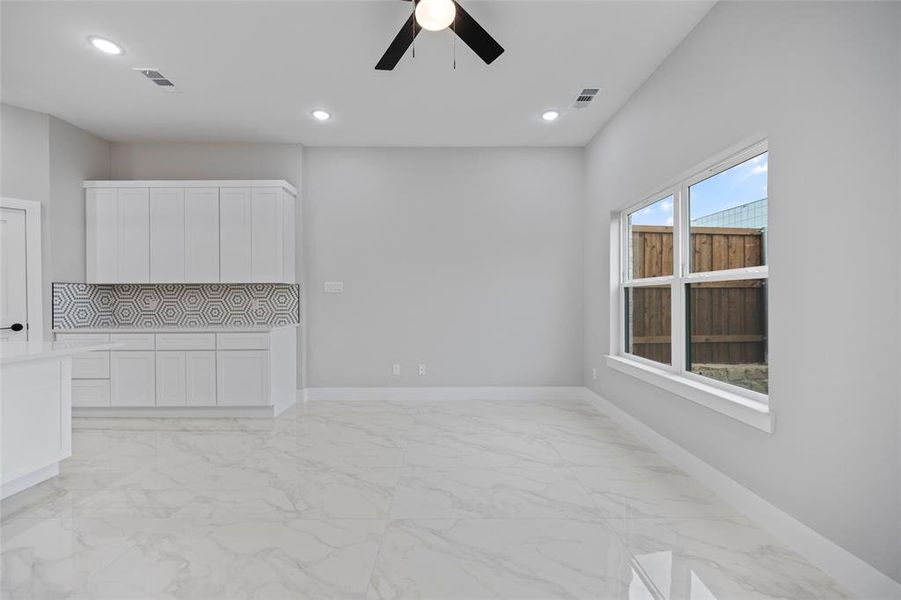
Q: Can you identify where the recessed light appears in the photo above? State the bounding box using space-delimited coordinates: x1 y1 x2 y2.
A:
541 110 560 122
88 36 123 55
311 109 331 121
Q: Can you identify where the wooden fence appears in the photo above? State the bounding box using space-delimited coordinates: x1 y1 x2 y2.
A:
628 226 766 365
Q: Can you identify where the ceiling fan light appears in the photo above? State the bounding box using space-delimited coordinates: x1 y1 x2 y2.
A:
415 0 456 32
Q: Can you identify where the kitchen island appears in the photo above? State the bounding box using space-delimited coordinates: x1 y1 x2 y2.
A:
1 341 115 499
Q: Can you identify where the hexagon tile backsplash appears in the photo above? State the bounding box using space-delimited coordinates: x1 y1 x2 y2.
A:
53 283 300 329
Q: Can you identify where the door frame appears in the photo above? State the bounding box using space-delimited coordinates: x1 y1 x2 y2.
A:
0 197 44 341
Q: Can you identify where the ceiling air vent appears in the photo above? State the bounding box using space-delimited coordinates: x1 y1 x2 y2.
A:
572 87 600 109
133 68 180 93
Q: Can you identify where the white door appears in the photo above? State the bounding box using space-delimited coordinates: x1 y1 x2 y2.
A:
219 188 252 282
0 208 28 340
251 188 283 282
186 351 216 406
216 351 269 406
150 188 185 283
156 351 187 406
86 188 118 283
117 188 150 283
184 188 219 282
110 351 156 406
283 194 296 283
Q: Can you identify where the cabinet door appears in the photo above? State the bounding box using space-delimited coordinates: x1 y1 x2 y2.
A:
86 188 118 283
186 351 216 406
283 193 296 283
155 351 186 406
71 352 110 379
216 351 269 406
110 351 156 407
150 188 185 283
72 379 111 408
219 188 252 282
117 188 150 283
251 187 284 282
184 188 220 282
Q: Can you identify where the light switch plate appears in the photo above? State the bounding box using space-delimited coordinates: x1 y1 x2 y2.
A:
324 281 344 294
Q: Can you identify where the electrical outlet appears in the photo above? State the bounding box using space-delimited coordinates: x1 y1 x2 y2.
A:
418 363 426 376
592 367 597 380
392 364 401 376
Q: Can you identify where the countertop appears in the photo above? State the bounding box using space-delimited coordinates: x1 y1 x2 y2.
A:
53 324 299 334
1 341 120 366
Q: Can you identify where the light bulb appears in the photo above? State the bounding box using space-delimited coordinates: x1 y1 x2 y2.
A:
89 36 123 55
541 110 560 122
415 0 456 32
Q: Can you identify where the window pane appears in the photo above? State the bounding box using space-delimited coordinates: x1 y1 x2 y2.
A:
686 279 767 394
689 152 767 273
625 285 671 365
628 195 674 279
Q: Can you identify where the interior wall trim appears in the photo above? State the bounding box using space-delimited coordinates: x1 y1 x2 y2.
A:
302 386 585 402
582 388 901 600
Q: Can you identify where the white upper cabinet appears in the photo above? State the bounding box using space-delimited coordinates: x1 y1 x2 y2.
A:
251 188 283 282
219 187 253 283
85 181 296 284
86 188 119 283
117 188 151 283
87 188 150 284
150 188 185 283
184 188 220 282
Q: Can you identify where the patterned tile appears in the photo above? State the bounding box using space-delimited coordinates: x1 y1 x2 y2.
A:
53 283 300 329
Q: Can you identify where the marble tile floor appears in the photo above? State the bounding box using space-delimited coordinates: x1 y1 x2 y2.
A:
1 398 851 599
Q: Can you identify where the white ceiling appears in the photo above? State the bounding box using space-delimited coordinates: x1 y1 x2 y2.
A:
1 1 714 146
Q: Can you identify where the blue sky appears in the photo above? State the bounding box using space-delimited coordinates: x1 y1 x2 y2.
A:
630 152 767 226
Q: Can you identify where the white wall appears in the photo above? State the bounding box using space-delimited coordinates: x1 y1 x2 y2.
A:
1 104 110 336
49 116 111 283
109 141 306 387
110 142 302 189
583 1 900 582
304 147 583 388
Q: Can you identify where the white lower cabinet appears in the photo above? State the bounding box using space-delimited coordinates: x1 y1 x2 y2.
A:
186 352 217 406
217 351 269 406
57 328 294 413
156 351 187 406
110 351 156 407
156 350 217 407
72 379 111 407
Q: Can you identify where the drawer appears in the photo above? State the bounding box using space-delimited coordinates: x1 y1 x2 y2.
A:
56 333 110 344
156 333 216 351
108 333 156 350
72 352 110 379
72 379 111 407
216 332 270 350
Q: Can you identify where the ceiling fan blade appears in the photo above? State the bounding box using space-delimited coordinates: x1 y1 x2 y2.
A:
451 1 504 65
375 12 422 71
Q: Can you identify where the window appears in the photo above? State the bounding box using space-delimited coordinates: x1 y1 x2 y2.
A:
617 141 769 407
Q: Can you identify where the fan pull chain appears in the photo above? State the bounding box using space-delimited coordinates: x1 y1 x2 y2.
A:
411 2 416 59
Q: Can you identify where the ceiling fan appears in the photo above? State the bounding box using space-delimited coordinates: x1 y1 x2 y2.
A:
375 0 504 71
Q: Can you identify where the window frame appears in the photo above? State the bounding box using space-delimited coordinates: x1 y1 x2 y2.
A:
611 138 771 431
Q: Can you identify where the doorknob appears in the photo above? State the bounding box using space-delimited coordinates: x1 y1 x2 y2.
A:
1 323 24 332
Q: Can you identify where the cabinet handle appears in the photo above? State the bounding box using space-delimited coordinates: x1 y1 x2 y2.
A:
0 323 23 332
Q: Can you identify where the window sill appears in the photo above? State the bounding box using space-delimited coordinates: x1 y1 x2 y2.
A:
604 355 774 433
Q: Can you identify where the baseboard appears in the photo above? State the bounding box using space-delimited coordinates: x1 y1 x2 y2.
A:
73 406 277 418
2 463 59 500
302 386 585 402
582 388 901 600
